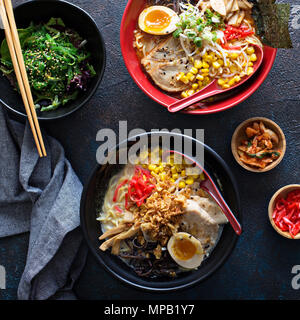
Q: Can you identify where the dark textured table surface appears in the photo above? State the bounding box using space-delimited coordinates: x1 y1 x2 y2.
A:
0 0 299 300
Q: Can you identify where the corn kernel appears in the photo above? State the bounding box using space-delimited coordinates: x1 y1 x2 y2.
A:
158 165 164 173
151 171 156 176
181 170 186 177
234 75 241 83
202 61 210 69
185 178 194 185
196 74 204 81
171 166 177 174
187 89 195 96
192 83 198 90
246 47 255 55
247 67 254 75
230 66 237 73
176 72 184 81
212 61 221 69
217 79 225 86
154 166 160 174
172 173 179 180
230 52 239 59
200 173 205 181
169 178 175 183
228 78 236 86
186 73 195 81
181 91 188 98
201 68 209 74
217 59 224 66
178 181 186 189
190 67 198 75
194 60 202 69
159 173 167 181
248 62 253 67
204 54 213 62
180 75 189 84
198 81 203 87
250 54 257 62
148 164 156 171
175 164 182 171
223 84 230 89
204 76 210 83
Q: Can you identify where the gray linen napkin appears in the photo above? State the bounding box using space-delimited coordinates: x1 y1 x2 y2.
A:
0 107 87 300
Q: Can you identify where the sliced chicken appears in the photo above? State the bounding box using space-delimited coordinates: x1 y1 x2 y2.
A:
191 196 228 225
185 199 218 225
181 200 219 245
181 196 228 246
186 197 228 225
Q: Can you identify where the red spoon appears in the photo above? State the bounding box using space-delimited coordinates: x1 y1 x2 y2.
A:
163 150 242 235
168 45 263 113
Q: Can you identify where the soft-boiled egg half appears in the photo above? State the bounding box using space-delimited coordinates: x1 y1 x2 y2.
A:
167 232 204 269
138 6 180 35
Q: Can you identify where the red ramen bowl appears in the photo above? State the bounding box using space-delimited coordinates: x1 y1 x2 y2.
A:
120 0 277 115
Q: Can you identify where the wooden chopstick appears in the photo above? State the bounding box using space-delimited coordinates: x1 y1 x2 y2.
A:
0 0 47 157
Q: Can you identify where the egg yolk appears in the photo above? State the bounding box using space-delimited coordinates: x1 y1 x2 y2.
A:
144 10 170 32
172 238 197 261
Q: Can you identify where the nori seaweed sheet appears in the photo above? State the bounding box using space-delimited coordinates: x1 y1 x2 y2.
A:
247 0 292 48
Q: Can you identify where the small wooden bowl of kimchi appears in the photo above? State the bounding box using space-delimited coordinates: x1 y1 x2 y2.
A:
268 185 300 239
231 117 286 173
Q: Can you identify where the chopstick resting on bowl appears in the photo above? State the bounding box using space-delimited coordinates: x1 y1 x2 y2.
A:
0 0 46 157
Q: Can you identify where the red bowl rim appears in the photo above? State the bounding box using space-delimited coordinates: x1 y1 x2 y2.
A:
120 0 277 115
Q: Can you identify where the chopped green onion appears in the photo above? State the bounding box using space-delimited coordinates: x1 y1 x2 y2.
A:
197 24 204 32
186 31 197 39
193 37 202 48
173 28 182 38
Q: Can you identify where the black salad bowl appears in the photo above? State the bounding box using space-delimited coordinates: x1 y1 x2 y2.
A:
0 0 106 120
80 131 242 292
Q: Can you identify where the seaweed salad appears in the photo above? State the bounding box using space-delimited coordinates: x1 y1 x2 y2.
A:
0 18 96 112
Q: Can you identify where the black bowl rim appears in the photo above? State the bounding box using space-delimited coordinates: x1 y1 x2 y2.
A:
80 131 242 292
0 0 106 121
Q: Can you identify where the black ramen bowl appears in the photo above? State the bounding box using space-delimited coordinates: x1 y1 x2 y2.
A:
80 132 241 292
0 0 106 120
